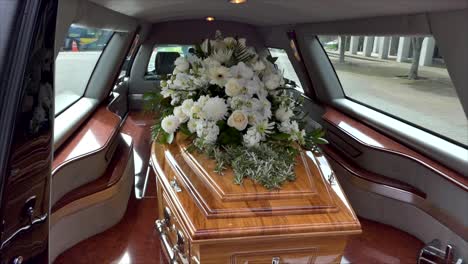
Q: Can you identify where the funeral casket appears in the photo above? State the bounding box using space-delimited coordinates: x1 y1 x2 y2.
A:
151 136 361 264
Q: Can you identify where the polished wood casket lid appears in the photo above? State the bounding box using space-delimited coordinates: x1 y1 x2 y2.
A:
151 136 361 241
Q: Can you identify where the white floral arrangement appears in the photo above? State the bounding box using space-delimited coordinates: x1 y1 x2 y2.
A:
145 31 327 189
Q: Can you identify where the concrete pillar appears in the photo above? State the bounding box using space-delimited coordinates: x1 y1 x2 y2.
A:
363 36 374 57
349 36 359 55
378 37 390 59
419 37 435 66
397 37 411 62
372 37 380 53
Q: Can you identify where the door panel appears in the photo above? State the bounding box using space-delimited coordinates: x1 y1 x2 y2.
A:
321 107 468 260
0 0 57 263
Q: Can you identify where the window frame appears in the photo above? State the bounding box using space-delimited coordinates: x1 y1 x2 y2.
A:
54 28 115 117
315 35 467 149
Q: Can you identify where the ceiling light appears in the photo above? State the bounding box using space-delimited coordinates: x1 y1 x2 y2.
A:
229 0 247 4
206 16 215 22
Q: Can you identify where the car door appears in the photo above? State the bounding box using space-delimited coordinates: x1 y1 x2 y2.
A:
0 0 57 263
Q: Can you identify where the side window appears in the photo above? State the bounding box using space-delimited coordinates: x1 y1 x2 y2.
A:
268 48 303 92
318 35 467 146
55 24 113 115
146 45 192 77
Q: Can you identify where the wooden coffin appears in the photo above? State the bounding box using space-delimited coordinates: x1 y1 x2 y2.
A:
151 136 361 264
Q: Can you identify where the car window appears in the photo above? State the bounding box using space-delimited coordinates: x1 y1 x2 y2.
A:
55 24 113 115
268 48 303 92
146 45 192 75
319 35 467 146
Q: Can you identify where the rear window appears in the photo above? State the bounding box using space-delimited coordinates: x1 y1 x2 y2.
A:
55 24 113 115
146 45 192 75
319 35 467 146
268 48 303 92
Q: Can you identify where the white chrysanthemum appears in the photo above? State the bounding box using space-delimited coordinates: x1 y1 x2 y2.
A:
209 66 231 86
187 118 198 133
243 127 261 147
174 56 189 72
225 78 243 97
173 106 189 123
181 99 194 116
275 106 294 122
230 62 254 80
263 74 282 90
161 115 180 134
196 120 220 144
202 96 228 121
211 49 233 64
255 120 275 139
227 110 248 131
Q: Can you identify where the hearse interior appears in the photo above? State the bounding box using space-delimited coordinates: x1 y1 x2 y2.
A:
0 0 467 263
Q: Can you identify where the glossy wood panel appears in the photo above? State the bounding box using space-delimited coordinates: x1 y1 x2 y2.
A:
323 107 468 191
324 145 426 198
325 145 468 241
168 137 338 219
152 138 361 241
51 133 133 213
52 105 121 171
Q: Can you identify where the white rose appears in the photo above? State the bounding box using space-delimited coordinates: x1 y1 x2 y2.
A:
225 78 243 97
174 106 189 123
161 115 180 134
227 110 248 131
181 99 194 116
174 57 189 72
275 107 294 122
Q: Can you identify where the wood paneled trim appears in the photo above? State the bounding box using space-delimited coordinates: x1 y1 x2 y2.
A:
52 105 123 173
322 107 468 191
50 135 133 225
51 134 133 213
325 145 468 240
324 145 426 198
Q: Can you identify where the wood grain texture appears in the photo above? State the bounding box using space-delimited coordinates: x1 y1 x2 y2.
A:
52 105 121 172
152 136 361 242
322 107 468 191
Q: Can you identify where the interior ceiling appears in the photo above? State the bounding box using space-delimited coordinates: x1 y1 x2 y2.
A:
90 0 468 26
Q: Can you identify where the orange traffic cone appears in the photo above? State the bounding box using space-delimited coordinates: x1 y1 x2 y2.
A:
71 40 78 52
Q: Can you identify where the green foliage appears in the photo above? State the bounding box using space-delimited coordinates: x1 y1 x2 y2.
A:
194 142 298 190
266 55 278 64
304 128 328 151
232 41 255 64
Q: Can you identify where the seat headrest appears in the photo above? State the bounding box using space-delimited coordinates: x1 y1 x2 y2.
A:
154 52 180 75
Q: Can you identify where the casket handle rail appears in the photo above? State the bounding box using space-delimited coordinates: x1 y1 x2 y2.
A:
155 218 188 264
